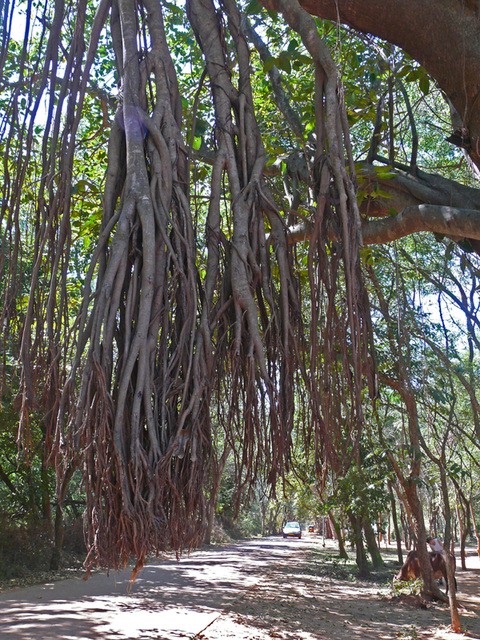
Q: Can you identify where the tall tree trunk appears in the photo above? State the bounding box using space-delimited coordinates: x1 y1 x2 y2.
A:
446 551 462 633
388 482 403 565
402 478 443 599
456 502 466 571
435 476 462 631
369 264 445 601
349 514 369 577
50 503 65 571
400 504 411 550
454 488 472 571
470 500 480 560
363 519 383 567
328 509 348 559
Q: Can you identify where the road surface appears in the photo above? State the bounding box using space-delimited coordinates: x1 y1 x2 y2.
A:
0 537 479 640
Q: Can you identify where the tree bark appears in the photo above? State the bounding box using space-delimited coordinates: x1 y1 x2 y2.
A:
348 513 369 577
285 161 480 251
388 482 403 565
369 265 445 601
457 502 468 571
328 509 348 559
446 551 462 633
470 500 480 560
363 519 383 568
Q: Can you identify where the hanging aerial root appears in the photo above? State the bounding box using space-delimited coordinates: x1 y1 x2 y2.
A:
258 0 377 472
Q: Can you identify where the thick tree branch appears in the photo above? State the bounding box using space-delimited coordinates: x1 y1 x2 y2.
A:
283 159 480 248
287 205 480 246
362 205 480 245
365 159 480 212
194 135 480 248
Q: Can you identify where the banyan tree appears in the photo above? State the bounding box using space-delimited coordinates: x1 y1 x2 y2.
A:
1 0 479 588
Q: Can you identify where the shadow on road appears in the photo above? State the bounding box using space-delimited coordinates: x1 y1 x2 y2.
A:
0 538 479 640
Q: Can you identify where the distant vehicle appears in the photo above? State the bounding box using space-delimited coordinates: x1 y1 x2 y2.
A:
282 521 302 538
308 525 314 533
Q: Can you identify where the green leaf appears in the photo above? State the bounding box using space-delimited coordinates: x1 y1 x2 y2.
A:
277 52 291 74
263 56 276 72
162 1 184 15
419 74 430 95
194 118 209 136
245 0 262 15
396 64 413 79
288 38 299 53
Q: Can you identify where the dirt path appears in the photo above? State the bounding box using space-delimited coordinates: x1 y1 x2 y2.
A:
0 537 478 640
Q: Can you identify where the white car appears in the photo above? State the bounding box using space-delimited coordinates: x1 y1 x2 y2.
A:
282 521 302 538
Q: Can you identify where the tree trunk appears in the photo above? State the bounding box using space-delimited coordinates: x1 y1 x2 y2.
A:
50 502 65 571
377 513 383 544
446 552 462 633
363 519 383 568
400 505 411 550
329 509 348 559
456 500 471 571
41 462 53 538
402 478 446 601
370 264 446 601
470 500 480 560
434 463 462 623
388 482 403 565
349 514 369 577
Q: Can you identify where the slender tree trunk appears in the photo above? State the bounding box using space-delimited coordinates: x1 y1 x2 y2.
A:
349 514 369 577
363 519 383 567
435 455 463 629
446 552 462 633
50 503 65 571
470 500 480 560
457 500 471 571
400 505 411 550
384 383 445 601
329 509 348 559
451 480 473 570
456 502 466 570
41 462 53 538
388 482 403 565
402 478 446 601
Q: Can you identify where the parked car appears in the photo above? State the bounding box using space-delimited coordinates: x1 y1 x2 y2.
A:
282 521 302 538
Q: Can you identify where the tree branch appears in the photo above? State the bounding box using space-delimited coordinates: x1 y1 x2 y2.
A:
287 204 480 246
362 205 480 244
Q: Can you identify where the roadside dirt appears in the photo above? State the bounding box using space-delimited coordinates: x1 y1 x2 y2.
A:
0 536 478 640
198 539 480 640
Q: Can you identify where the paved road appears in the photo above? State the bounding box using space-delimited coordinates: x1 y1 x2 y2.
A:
0 537 303 640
